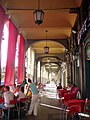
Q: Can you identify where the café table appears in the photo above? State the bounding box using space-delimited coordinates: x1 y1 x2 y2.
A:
58 89 70 98
66 99 85 113
63 99 85 120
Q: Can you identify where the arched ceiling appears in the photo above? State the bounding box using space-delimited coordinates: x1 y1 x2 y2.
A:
44 63 59 74
31 40 65 54
1 0 82 40
0 0 82 62
41 57 61 74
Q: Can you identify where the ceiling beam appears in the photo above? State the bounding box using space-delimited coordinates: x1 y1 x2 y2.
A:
6 8 78 11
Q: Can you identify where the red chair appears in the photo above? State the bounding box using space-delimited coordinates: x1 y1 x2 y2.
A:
67 99 84 112
0 98 4 104
19 97 28 103
63 93 71 105
70 93 76 99
10 99 18 105
60 93 71 111
58 89 69 98
18 97 28 118
66 105 81 120
0 98 4 118
61 93 71 120
66 99 84 120
5 99 18 120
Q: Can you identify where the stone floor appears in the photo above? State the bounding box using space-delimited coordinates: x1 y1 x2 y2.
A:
12 91 88 120
15 91 64 120
1 90 89 120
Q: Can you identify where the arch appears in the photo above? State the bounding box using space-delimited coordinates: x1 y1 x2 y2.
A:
26 39 67 58
41 62 61 68
26 39 69 50
36 56 62 63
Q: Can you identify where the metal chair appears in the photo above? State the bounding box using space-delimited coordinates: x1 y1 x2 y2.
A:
18 97 28 119
60 93 71 120
4 99 18 120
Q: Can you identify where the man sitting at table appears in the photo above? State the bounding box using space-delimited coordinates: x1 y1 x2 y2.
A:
17 86 26 101
0 86 14 118
0 86 14 109
17 86 26 107
57 83 62 90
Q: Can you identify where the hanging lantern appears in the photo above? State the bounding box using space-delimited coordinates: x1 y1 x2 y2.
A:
44 46 49 54
33 0 44 25
44 30 49 54
33 10 44 25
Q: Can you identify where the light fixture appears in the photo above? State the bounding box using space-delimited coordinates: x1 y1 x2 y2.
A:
72 30 77 34
44 30 49 54
33 0 44 25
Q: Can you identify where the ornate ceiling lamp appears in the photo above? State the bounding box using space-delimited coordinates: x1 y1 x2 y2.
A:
44 30 49 54
33 0 44 25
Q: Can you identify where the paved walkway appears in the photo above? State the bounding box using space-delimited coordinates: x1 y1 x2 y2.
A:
15 91 63 120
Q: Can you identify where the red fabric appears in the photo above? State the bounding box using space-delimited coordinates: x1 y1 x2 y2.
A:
0 98 4 103
62 93 71 106
0 6 5 81
64 93 71 102
10 99 18 104
19 98 27 102
4 20 18 86
70 93 76 99
67 99 85 112
17 34 25 84
71 87 79 95
58 89 69 98
0 5 5 42
68 106 81 115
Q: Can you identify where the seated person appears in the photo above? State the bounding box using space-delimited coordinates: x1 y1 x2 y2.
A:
63 86 67 90
17 86 26 100
0 86 3 98
57 83 62 90
71 84 79 94
14 85 20 97
1 85 5 93
71 84 81 99
17 86 26 107
0 86 14 109
0 86 14 118
37 82 41 90
0 86 3 118
67 82 72 91
25 84 32 98
10 84 16 93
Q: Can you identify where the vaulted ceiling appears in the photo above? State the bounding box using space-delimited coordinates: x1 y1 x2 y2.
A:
0 0 82 40
0 0 82 72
